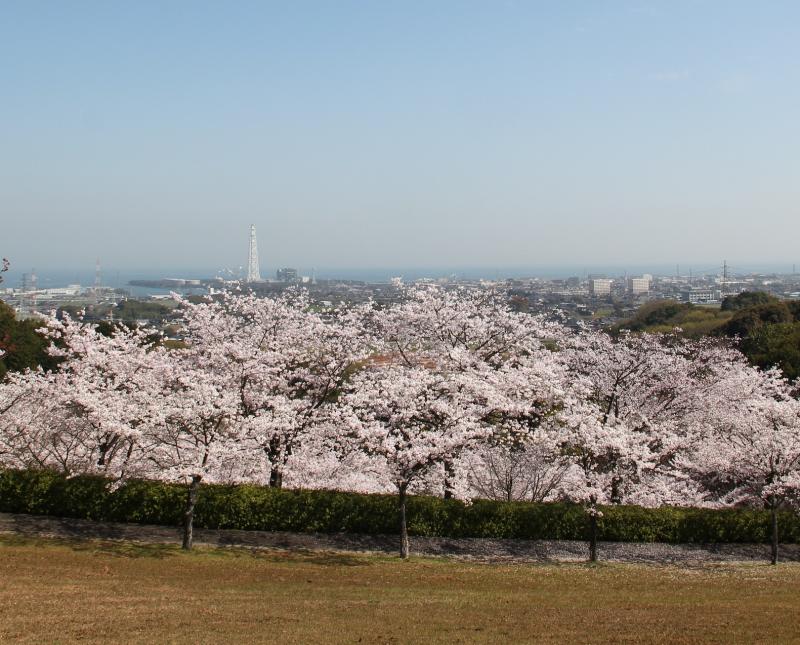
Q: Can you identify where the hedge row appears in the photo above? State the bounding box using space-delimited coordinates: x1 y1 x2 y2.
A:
1 469 798 544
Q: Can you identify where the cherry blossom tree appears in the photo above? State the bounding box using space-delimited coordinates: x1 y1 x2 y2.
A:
0 314 165 479
37 314 166 480
551 330 750 560
541 396 652 561
368 283 565 497
459 345 578 501
141 351 244 550
341 363 491 558
685 367 800 564
0 369 57 470
564 330 739 505
176 290 370 489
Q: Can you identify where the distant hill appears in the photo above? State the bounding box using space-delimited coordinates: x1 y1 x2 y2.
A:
613 293 800 381
610 300 732 337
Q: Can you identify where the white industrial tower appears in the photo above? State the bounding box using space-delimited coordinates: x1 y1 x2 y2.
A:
93 258 101 303
246 224 262 282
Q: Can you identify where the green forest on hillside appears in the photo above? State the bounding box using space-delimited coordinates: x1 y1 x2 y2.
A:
613 292 800 380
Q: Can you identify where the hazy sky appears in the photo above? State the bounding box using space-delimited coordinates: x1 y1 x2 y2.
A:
2 1 799 274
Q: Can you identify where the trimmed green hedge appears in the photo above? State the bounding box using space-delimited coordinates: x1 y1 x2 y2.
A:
0 469 798 544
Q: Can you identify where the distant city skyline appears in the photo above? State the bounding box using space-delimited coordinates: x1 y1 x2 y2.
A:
2 261 797 293
2 2 799 269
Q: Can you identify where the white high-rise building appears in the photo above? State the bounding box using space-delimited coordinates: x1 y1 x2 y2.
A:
629 277 651 295
589 278 613 296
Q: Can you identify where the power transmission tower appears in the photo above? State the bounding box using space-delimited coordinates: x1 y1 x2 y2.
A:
93 258 101 304
721 259 728 296
247 225 262 283
714 259 739 299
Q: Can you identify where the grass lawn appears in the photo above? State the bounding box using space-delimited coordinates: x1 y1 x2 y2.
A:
1 535 799 644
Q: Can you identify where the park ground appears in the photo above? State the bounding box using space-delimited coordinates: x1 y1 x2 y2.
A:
1 535 800 644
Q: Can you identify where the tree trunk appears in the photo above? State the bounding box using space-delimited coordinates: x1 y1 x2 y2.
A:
588 508 598 563
182 475 202 551
443 458 455 500
97 443 109 467
610 475 622 505
399 484 410 559
266 439 283 489
97 435 118 468
770 503 779 566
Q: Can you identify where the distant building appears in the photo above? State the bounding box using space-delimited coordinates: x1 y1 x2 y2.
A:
276 268 299 282
629 277 650 295
682 287 720 304
589 279 613 296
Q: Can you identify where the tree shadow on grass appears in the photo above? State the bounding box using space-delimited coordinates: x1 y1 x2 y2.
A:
283 549 375 567
0 533 179 559
1 532 374 565
208 545 373 567
69 539 179 559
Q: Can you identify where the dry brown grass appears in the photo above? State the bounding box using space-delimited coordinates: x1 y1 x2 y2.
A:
1 534 799 644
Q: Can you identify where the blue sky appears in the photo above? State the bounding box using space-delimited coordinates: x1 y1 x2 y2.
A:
1 1 798 274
